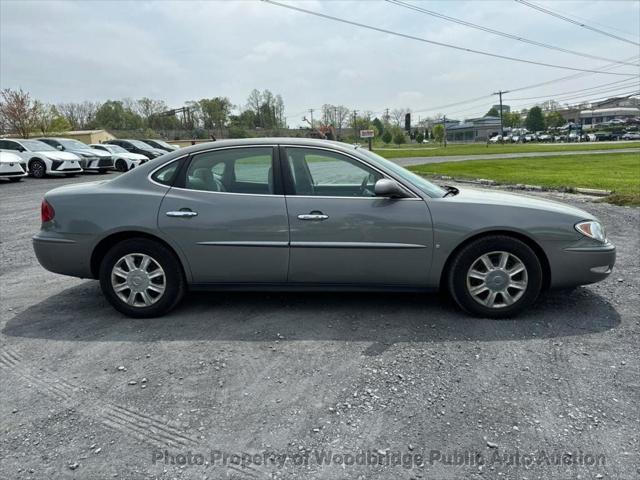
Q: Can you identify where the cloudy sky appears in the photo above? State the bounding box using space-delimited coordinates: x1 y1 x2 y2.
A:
1 0 638 125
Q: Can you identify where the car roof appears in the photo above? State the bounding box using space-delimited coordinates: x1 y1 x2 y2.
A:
174 137 359 156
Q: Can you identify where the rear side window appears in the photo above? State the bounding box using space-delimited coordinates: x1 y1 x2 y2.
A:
183 147 275 194
151 161 181 186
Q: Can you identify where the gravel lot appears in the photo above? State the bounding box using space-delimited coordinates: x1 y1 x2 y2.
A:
1 173 638 480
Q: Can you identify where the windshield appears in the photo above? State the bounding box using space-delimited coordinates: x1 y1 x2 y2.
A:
359 149 447 198
127 140 153 149
59 139 90 150
152 139 172 148
102 144 127 153
20 139 57 151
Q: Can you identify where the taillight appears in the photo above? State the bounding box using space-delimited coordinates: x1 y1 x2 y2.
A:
41 199 55 223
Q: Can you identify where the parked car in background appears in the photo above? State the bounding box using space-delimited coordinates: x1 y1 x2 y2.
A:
621 132 640 140
592 131 614 141
0 138 82 178
105 139 166 160
537 133 551 142
141 139 178 152
90 144 149 172
488 135 502 143
34 138 615 319
38 138 114 173
0 150 28 182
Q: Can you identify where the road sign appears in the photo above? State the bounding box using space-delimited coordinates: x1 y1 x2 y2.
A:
360 129 375 138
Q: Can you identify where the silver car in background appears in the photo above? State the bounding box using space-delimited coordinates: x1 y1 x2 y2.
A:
33 138 615 319
0 138 83 177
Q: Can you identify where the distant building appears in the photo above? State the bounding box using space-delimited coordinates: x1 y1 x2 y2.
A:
492 104 511 114
556 96 640 127
445 116 501 142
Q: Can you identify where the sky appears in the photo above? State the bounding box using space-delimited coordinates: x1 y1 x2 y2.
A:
1 0 638 126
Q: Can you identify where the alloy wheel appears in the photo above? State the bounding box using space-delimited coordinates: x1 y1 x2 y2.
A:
110 253 166 307
466 251 528 309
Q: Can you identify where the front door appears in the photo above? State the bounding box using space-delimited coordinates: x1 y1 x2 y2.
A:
158 146 289 284
281 146 433 286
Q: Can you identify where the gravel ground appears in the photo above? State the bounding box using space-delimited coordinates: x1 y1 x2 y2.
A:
1 173 638 480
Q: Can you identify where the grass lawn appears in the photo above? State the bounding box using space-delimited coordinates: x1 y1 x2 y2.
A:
376 141 640 159
408 153 640 206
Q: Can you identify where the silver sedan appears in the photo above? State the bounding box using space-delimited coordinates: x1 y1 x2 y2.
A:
33 138 615 318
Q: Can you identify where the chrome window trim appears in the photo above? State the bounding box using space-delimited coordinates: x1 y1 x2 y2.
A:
280 144 421 199
148 143 423 200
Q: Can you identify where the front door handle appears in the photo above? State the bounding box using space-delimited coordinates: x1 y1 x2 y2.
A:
166 210 198 218
298 211 328 221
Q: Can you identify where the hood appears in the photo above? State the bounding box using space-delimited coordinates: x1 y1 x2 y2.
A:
0 151 24 163
448 187 596 220
38 150 80 161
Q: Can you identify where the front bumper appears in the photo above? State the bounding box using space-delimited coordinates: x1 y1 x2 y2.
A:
550 241 616 288
0 161 27 177
50 160 83 174
82 158 114 171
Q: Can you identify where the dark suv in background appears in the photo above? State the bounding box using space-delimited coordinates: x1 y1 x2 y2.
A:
105 139 166 160
141 139 178 152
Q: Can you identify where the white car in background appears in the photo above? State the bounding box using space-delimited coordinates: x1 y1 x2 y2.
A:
0 150 28 182
0 138 83 178
90 143 149 172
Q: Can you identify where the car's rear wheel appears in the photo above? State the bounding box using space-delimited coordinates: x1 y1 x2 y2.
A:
29 159 46 178
448 235 542 318
99 238 186 318
115 159 128 172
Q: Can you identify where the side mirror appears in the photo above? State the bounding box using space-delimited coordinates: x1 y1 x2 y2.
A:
374 178 405 198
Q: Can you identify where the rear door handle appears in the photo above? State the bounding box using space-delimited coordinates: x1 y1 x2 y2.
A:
166 210 198 218
297 211 329 221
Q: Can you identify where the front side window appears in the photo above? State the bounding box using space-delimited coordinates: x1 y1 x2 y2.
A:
285 147 382 197
183 147 274 194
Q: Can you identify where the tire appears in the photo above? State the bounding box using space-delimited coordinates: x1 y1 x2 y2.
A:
99 238 186 318
447 235 543 319
9 177 22 182
115 159 127 172
29 159 46 178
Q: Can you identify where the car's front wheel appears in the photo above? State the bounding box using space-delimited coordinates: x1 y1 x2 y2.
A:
448 235 542 318
99 238 186 318
29 159 46 178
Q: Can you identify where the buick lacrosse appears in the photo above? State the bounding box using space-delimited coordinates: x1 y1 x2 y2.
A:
33 138 615 318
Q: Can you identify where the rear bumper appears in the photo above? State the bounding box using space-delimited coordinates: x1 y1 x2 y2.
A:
33 232 93 278
550 242 616 288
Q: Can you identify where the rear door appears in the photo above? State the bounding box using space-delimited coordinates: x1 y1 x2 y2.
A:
158 145 289 284
281 146 433 286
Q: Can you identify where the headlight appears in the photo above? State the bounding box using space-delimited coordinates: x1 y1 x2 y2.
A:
575 221 606 243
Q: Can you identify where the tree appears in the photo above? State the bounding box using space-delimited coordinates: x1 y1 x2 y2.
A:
391 108 409 126
415 132 425 144
35 103 70 135
525 106 545 132
485 107 500 117
432 124 445 145
57 101 99 130
94 100 143 130
197 97 232 136
503 111 522 128
392 127 406 145
372 117 384 137
381 130 392 144
545 110 565 129
0 88 39 138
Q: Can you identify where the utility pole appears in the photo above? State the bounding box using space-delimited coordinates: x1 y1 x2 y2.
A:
443 114 447 147
492 90 510 137
352 109 358 139
384 108 390 124
309 109 314 130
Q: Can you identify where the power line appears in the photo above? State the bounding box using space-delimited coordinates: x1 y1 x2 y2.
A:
386 0 638 67
506 55 640 93
506 78 640 101
515 0 640 47
262 0 637 76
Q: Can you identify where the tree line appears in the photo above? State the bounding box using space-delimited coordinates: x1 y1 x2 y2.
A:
0 88 287 139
